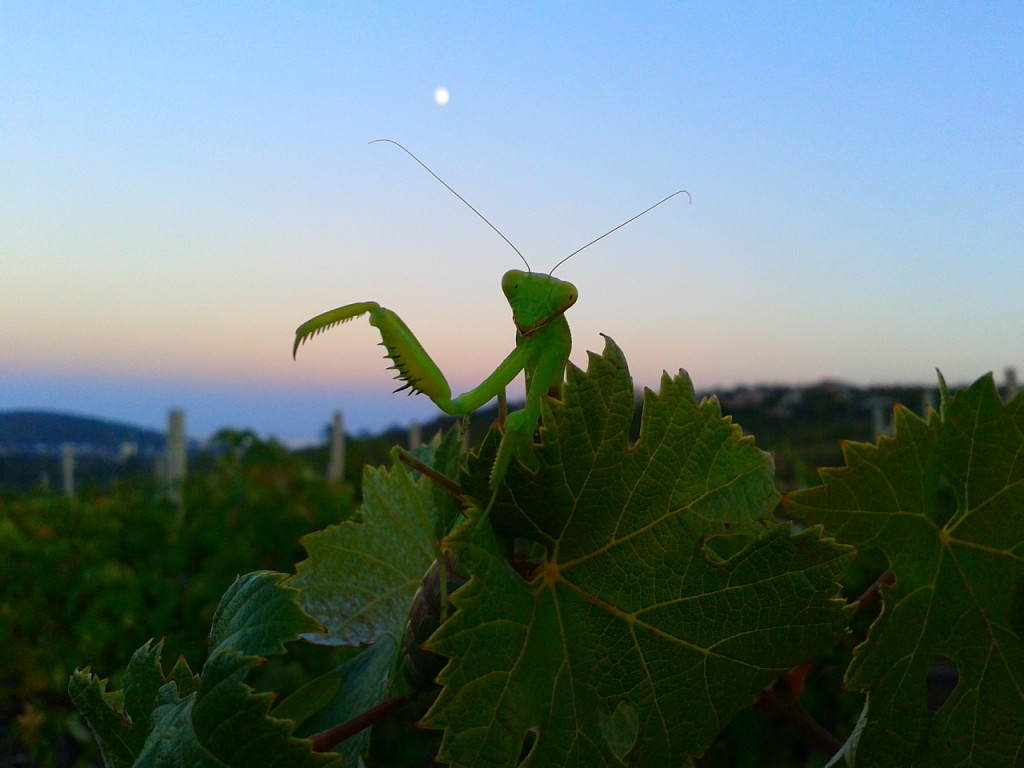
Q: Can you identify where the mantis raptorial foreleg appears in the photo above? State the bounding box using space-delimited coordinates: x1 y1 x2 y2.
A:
293 269 576 489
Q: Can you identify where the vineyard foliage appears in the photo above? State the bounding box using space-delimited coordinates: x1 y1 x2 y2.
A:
70 572 337 768
785 373 1024 767
424 340 851 766
0 432 353 764
3 338 1020 766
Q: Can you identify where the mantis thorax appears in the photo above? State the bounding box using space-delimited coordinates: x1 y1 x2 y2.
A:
501 270 578 337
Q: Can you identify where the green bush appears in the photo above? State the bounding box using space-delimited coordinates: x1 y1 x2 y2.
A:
0 431 354 767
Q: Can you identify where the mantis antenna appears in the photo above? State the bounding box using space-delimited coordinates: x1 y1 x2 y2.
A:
370 139 532 271
547 189 691 275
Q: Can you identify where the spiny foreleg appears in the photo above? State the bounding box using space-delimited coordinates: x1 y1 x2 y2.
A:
293 302 453 404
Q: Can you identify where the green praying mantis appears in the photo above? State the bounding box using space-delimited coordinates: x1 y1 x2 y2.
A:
294 140 688 489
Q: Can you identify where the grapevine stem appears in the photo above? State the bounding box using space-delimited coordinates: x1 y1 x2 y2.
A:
855 568 896 614
308 696 412 753
754 660 840 757
755 687 841 756
395 448 464 498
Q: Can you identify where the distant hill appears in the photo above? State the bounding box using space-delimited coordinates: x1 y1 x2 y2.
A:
0 410 171 456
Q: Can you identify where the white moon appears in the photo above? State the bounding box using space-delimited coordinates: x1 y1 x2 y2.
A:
434 87 450 106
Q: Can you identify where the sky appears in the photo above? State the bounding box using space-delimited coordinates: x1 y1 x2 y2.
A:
2 3 1022 444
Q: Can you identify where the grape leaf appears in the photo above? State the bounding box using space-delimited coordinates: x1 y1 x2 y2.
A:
70 640 188 768
424 337 852 767
290 429 462 646
785 374 1024 767
71 571 338 768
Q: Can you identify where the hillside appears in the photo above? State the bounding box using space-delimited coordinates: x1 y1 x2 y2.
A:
0 410 169 456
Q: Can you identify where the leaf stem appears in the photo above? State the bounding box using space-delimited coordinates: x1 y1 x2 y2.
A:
755 660 840 757
307 696 412 753
395 448 464 499
855 568 896 614
756 686 840 756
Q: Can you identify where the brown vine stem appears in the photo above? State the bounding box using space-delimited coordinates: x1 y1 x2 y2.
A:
313 664 842 757
855 568 896 614
756 689 841 756
753 567 897 756
395 448 465 499
308 696 412 753
755 660 840 757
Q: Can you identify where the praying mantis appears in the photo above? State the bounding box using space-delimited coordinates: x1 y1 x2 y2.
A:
293 140 688 489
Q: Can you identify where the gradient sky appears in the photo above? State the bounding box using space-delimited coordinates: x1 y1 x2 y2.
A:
3 3 1022 443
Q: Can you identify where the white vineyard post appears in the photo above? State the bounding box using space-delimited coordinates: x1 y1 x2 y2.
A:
870 398 892 438
327 411 346 483
1004 366 1019 403
166 408 187 516
921 387 936 416
61 443 75 498
408 420 422 450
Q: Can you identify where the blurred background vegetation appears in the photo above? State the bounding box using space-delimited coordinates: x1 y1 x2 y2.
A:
0 381 936 766
1 430 354 767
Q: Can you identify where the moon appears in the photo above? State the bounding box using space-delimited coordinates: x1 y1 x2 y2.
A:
434 87 450 106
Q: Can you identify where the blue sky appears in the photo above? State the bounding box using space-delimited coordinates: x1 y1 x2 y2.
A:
2 3 1021 443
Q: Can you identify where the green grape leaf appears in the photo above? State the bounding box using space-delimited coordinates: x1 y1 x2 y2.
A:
424 337 852 767
290 428 462 646
70 640 186 768
785 374 1024 767
71 571 337 768
209 566 327 655
133 649 338 768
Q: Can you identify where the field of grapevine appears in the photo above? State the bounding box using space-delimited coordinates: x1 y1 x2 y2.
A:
2 353 1021 767
0 431 355 767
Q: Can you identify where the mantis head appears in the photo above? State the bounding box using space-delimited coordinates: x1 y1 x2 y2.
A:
502 269 578 336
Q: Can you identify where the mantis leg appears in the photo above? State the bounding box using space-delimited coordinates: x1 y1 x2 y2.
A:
294 302 568 489
294 301 532 415
488 343 567 488
365 307 570 489
361 306 552 489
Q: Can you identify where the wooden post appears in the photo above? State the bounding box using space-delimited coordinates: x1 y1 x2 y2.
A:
1004 366 1019 403
166 408 187 512
921 387 936 416
61 443 75 498
408 420 422 450
871 399 891 438
327 411 346 483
